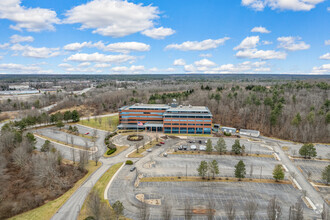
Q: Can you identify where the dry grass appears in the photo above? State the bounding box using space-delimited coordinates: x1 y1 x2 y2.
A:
78 115 118 132
52 105 96 117
282 146 290 151
171 151 273 158
78 163 127 220
140 176 291 184
127 140 160 158
10 161 101 220
103 146 128 157
34 133 89 151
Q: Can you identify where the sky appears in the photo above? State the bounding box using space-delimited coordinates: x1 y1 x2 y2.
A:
0 0 329 75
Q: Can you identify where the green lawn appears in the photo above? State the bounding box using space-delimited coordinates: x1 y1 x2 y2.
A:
10 161 101 220
78 115 119 132
78 163 125 220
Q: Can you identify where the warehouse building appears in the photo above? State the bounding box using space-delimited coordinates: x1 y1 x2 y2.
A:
118 102 212 134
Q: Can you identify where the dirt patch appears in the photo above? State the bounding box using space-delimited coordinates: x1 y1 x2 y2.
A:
193 207 215 215
143 161 155 169
135 194 161 206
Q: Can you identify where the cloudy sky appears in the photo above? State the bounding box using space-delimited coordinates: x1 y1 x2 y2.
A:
0 0 329 75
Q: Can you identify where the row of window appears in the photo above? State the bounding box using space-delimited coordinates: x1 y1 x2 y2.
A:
164 127 211 134
164 119 211 122
120 112 164 115
164 123 211 126
121 116 163 119
166 111 210 114
164 115 211 118
128 108 168 110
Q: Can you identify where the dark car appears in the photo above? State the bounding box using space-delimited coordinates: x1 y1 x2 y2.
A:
183 145 188 150
198 140 202 144
178 145 183 150
130 167 136 172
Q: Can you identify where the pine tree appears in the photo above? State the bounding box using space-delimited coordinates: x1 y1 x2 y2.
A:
272 165 285 182
322 165 330 185
197 161 208 179
206 139 213 154
208 160 219 179
299 143 317 159
235 160 246 180
215 137 226 154
232 139 241 154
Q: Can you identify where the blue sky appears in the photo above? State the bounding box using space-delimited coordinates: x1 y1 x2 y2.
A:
0 0 329 74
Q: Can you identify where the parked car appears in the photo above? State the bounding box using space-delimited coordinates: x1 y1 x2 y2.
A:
199 145 206 151
204 140 208 144
85 132 90 135
160 142 165 144
183 145 188 150
156 144 161 146
130 167 136 172
178 145 183 150
198 140 202 144
147 149 152 152
163 153 168 157
190 145 197 150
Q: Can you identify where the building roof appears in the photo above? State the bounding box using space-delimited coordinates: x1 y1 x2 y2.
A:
167 105 210 112
127 103 170 110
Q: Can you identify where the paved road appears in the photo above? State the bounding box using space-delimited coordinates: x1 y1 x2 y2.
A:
260 136 327 214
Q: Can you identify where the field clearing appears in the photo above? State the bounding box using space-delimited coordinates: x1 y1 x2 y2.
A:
78 115 118 132
10 161 101 220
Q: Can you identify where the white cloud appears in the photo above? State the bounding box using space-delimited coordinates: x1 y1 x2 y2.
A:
64 0 161 37
242 0 325 11
165 37 230 51
67 52 135 63
254 67 271 72
251 26 270 33
141 27 175 39
103 42 150 53
94 63 111 68
325 40 330 46
10 44 60 58
0 0 60 32
312 64 330 73
320 53 330 60
63 41 150 53
0 43 9 49
173 59 186 66
184 64 196 72
234 36 260 50
194 59 216 67
262 40 273 45
236 49 287 59
277 36 310 51
78 62 91 67
199 53 212 58
58 63 72 68
0 63 52 74
10 35 34 43
130 65 145 72
111 66 128 72
149 67 176 72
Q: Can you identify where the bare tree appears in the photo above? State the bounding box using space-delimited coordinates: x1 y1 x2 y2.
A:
321 203 329 220
139 202 150 220
244 201 258 220
136 144 139 153
92 149 101 166
184 199 193 220
267 196 282 220
289 200 304 220
225 200 236 220
12 146 29 169
250 164 254 178
87 189 102 220
71 148 76 164
206 199 215 220
161 200 172 220
79 150 89 171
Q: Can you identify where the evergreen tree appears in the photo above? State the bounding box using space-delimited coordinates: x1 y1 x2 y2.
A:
197 161 208 179
232 139 241 154
71 110 80 122
215 137 226 154
113 200 124 220
322 165 330 185
235 160 246 180
41 140 51 152
206 139 213 154
272 165 285 182
208 160 219 179
299 143 317 159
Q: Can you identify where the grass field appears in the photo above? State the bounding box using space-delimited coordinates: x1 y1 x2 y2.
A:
78 163 125 220
78 115 119 132
10 161 101 220
127 140 160 158
34 133 89 151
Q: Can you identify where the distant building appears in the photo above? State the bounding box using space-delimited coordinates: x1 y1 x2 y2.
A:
118 103 212 134
8 85 30 90
221 126 237 134
239 129 260 137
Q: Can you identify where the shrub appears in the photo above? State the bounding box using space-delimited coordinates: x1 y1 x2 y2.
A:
106 148 117 155
125 160 133 165
224 132 231 136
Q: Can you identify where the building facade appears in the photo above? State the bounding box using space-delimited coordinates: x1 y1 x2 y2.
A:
118 103 212 134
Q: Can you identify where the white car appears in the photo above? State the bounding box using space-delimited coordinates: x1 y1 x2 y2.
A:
190 145 197 150
147 149 152 152
199 145 206 151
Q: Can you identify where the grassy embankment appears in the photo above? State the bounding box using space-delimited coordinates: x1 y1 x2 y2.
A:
78 163 127 220
78 115 119 132
10 161 101 220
